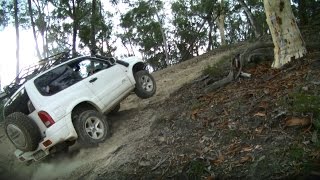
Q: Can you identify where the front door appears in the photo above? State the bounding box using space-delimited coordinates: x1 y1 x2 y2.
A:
76 58 133 110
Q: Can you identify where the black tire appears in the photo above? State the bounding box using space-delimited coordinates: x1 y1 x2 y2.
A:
4 112 41 152
109 104 120 115
73 110 110 146
134 70 156 99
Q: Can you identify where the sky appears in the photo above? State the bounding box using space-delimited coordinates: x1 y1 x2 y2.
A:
0 27 40 90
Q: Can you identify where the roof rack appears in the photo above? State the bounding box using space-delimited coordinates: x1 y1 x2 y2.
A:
3 51 75 98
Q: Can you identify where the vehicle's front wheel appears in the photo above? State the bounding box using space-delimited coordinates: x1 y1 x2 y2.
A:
74 110 110 146
134 70 156 99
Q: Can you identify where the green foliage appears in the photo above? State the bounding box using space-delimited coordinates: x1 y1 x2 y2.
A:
186 160 207 178
171 0 219 60
292 0 320 26
289 145 304 161
289 94 320 115
203 64 224 77
119 0 167 69
0 1 9 30
286 92 320 131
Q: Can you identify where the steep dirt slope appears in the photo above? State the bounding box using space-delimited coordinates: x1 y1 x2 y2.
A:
0 43 247 179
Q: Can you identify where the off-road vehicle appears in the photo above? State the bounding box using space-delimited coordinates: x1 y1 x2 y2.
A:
0 52 156 162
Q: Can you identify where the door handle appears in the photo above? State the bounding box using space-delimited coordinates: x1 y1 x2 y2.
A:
89 77 98 83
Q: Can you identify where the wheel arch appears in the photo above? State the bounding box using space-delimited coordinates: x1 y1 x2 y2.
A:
71 101 101 121
132 62 146 74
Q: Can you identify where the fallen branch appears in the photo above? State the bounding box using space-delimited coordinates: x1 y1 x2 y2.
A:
152 156 168 171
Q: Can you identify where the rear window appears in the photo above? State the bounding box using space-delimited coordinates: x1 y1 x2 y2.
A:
34 64 82 96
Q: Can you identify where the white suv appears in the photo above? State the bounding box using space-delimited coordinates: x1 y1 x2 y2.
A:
2 54 156 162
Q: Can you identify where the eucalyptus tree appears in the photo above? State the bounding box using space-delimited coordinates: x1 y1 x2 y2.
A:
78 0 115 56
27 0 41 59
172 0 223 60
119 0 168 70
32 0 51 57
264 0 306 68
50 0 91 56
237 0 261 38
90 0 97 55
14 0 20 76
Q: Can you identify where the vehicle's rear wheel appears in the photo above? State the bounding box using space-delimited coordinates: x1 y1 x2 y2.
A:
134 70 156 99
74 110 110 146
109 104 120 115
4 112 41 152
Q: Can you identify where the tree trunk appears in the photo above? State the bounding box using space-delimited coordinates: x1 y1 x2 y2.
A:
264 0 307 68
216 0 226 46
99 0 104 54
182 19 206 60
90 0 97 55
207 21 213 51
28 0 42 59
152 0 169 66
34 0 47 57
14 0 20 77
71 0 77 57
238 0 261 38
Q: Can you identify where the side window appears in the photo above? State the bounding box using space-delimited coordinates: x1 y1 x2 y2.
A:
77 59 112 78
34 59 113 96
35 64 83 96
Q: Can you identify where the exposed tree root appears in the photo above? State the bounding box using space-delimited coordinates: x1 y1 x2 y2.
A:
204 42 274 93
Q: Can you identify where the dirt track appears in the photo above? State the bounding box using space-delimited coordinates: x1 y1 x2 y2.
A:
0 44 245 180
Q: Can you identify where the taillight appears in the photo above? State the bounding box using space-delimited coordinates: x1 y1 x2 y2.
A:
38 111 55 128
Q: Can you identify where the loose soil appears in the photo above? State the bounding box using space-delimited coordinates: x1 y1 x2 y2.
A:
1 42 319 180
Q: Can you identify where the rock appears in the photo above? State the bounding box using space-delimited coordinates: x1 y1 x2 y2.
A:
302 86 309 91
139 160 151 167
158 136 165 143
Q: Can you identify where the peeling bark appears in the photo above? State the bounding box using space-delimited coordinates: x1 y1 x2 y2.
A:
264 0 307 68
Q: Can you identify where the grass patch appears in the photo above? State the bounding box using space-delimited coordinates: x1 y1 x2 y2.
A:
290 93 320 131
186 160 207 178
202 54 232 78
283 92 320 131
289 146 304 161
289 93 320 115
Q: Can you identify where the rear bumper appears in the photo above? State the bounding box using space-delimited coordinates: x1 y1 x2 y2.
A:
14 113 77 162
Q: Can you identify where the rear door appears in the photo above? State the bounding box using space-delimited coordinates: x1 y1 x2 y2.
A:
77 58 133 109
